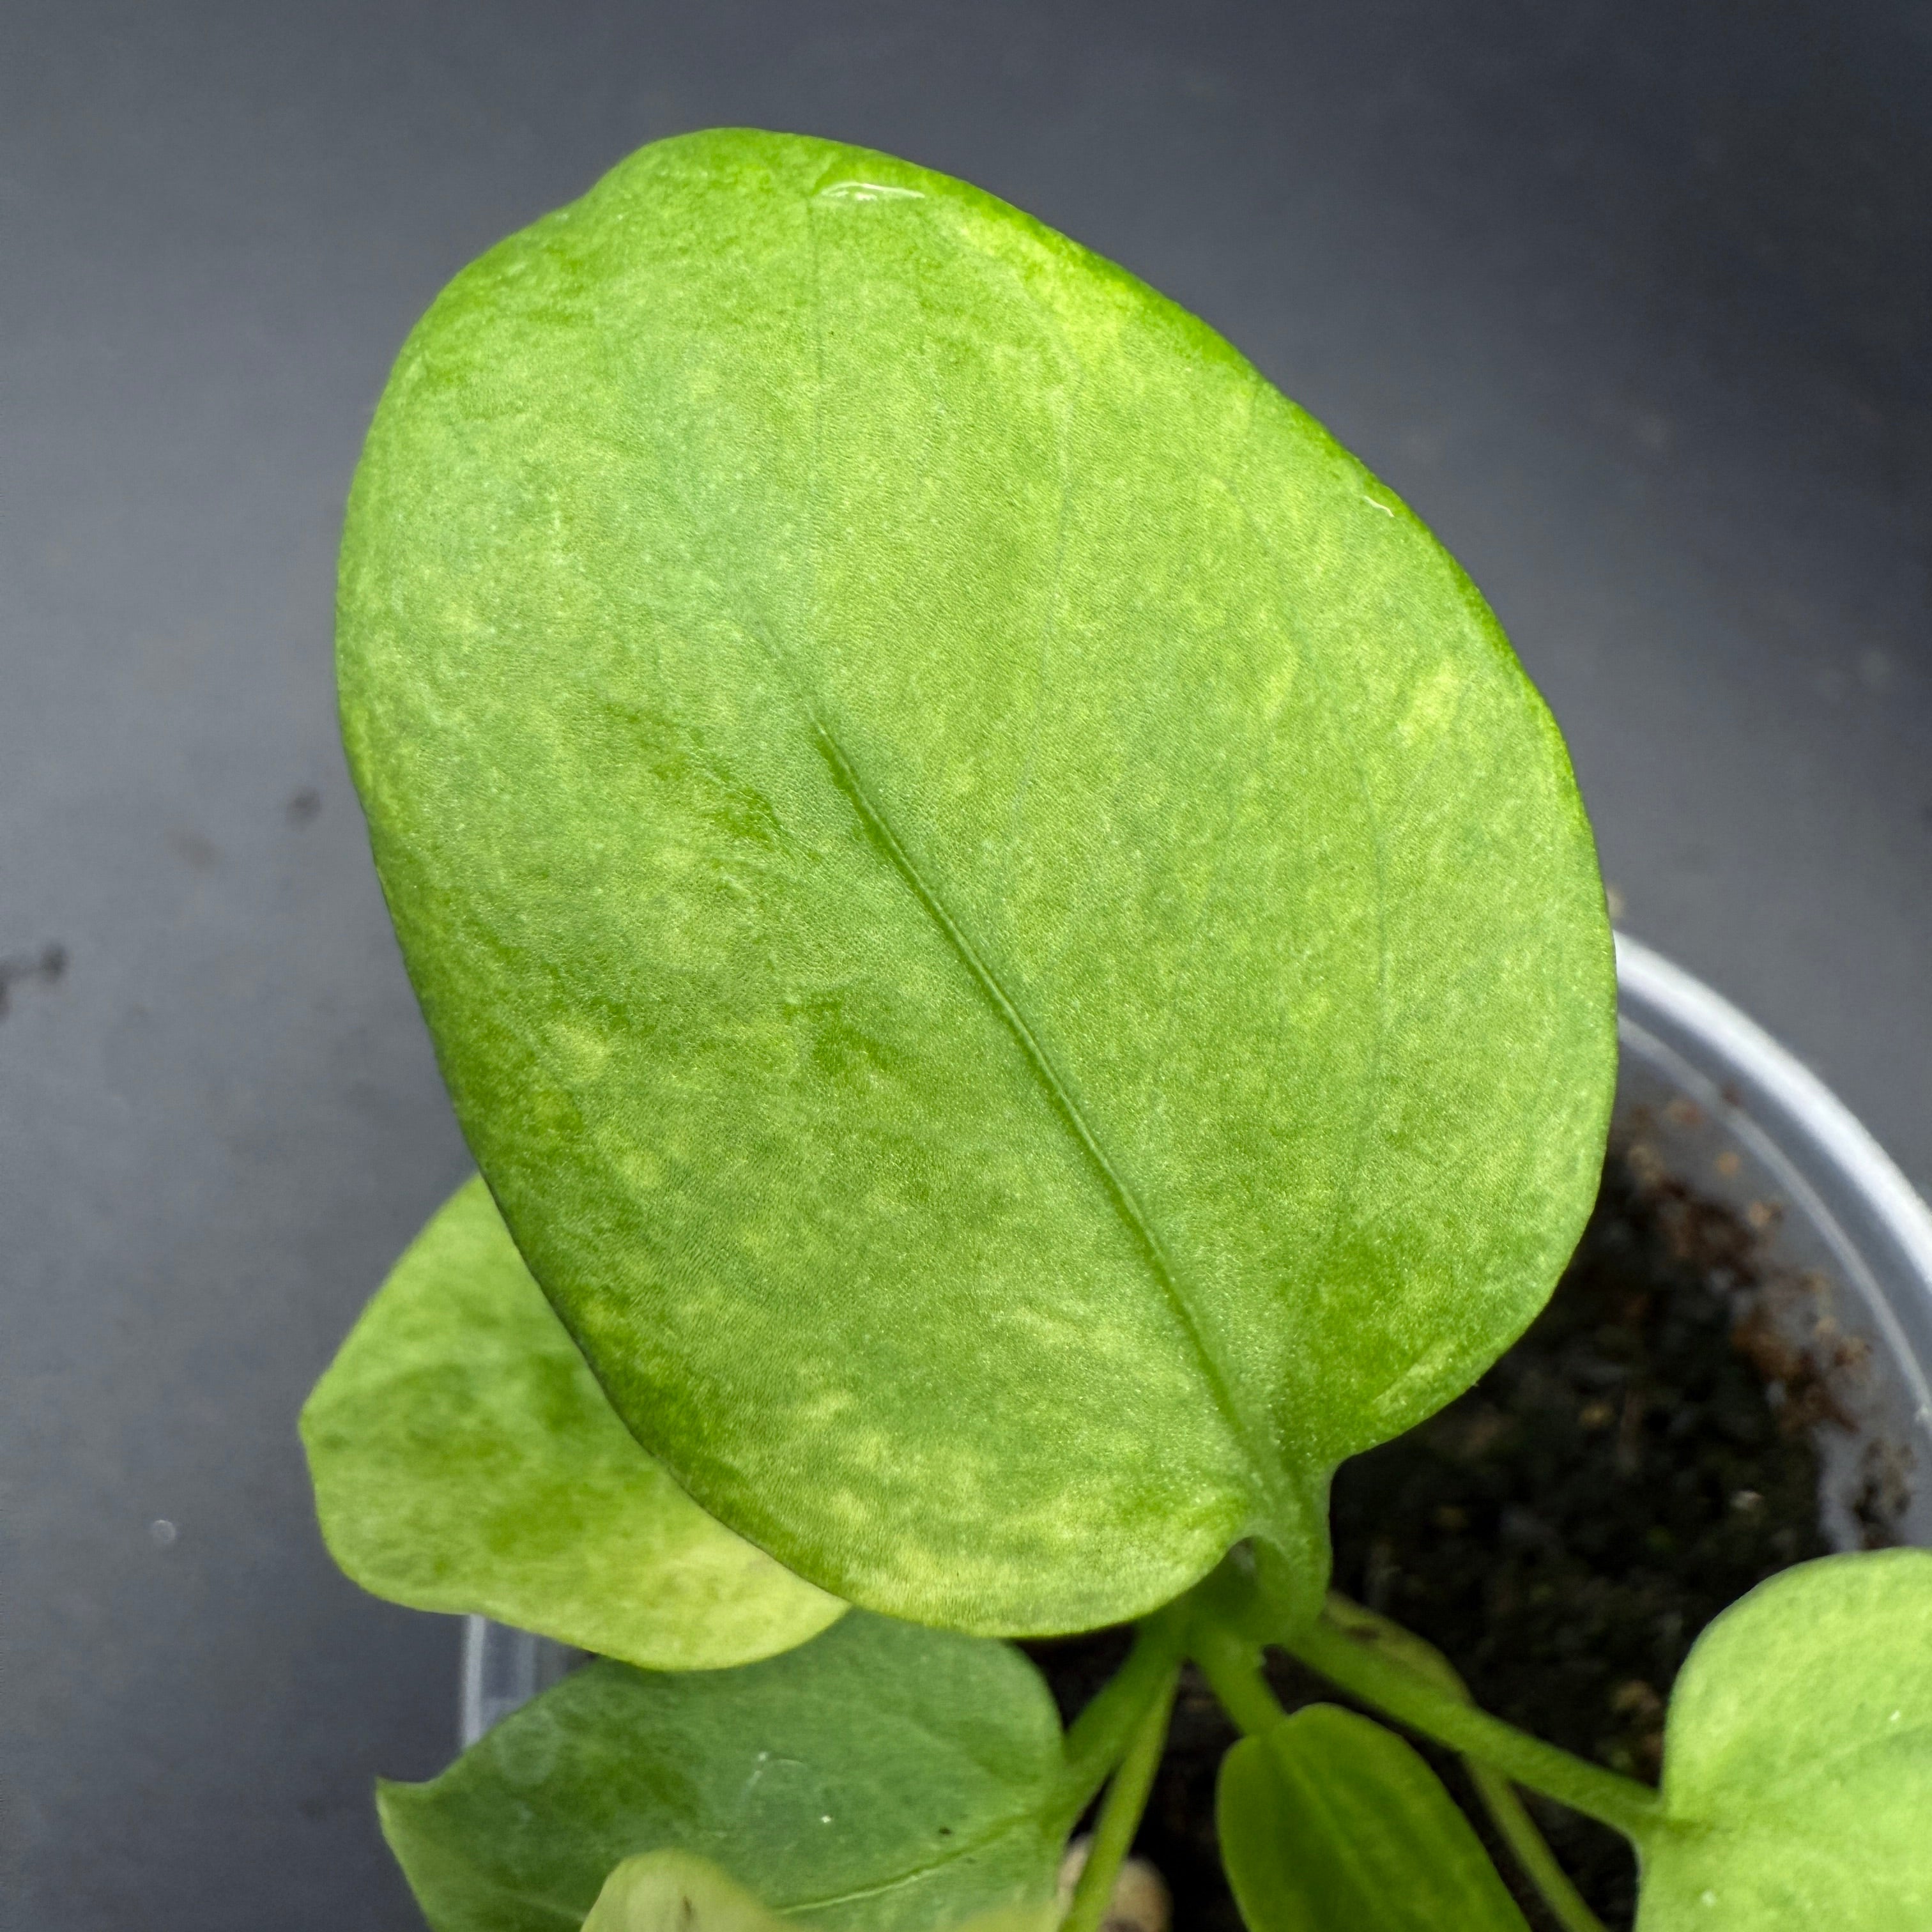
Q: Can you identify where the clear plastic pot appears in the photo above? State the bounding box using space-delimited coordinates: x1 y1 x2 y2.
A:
459 936 1932 1749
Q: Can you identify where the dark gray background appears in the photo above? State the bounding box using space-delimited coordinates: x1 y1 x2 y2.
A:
4 3 1927 1925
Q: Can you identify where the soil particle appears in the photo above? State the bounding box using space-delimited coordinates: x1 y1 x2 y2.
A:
1028 1140 1906 1932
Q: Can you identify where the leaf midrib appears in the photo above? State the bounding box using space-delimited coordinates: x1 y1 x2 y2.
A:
796 207 1280 1520
808 717 1280 1509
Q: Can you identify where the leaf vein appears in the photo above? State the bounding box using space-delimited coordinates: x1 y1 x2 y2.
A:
808 720 1273 1499
797 222 1276 1510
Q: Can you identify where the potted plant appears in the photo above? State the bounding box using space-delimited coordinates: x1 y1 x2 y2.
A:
302 129 1932 1932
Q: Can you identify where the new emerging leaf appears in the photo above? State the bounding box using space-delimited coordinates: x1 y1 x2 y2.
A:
1218 1703 1532 1932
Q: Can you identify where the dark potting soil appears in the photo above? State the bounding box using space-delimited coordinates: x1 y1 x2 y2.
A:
1025 1134 1907 1932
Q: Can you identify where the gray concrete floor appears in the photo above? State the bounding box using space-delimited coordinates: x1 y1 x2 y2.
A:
3 3 1927 1926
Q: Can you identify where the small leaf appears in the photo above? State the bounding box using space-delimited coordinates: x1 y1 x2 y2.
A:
377 1611 1066 1932
1217 1704 1531 1932
340 127 1616 1633
583 1852 790 1932
582 1855 1057 1932
1636 1549 1932 1929
302 1176 842 1669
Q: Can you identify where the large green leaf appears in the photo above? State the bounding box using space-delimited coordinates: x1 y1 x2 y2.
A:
1218 1704 1531 1932
301 1176 842 1668
378 1611 1067 1932
1636 1550 1932 1929
339 127 1616 1633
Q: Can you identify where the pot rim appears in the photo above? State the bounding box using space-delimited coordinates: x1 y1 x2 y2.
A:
1614 930 1932 1288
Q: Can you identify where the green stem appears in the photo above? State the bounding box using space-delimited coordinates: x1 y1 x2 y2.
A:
1189 1614 1289 1738
1061 1659 1180 1932
1282 1602 1667 1846
1055 1598 1193 1824
1200 1583 1607 1929
1318 1596 1607 1932
1467 1763 1609 1932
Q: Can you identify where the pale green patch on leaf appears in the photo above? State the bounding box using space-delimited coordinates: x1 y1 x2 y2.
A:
339 126 1616 1633
582 1854 1057 1932
377 1611 1066 1932
301 1176 842 1669
1636 1550 1932 1930
1217 1704 1530 1932
583 1853 791 1932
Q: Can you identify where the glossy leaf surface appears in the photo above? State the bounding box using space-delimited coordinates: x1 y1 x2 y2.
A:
1218 1703 1531 1932
1637 1550 1932 1929
378 1611 1066 1932
339 126 1616 1632
302 1176 842 1668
